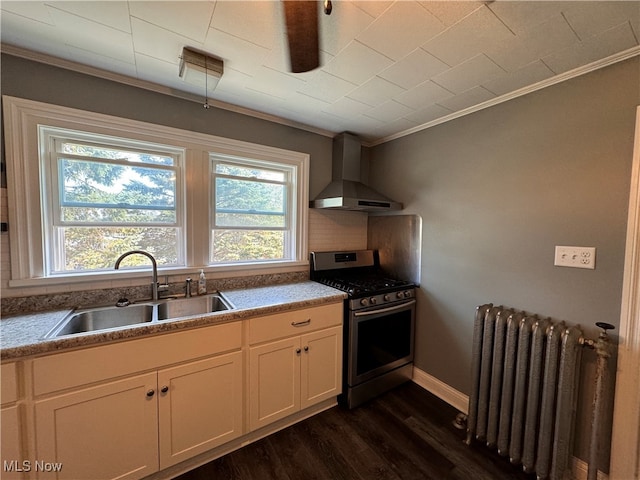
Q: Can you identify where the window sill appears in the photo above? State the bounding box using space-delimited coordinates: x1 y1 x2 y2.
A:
7 260 310 289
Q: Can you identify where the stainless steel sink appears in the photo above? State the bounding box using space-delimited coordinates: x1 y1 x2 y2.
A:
157 294 233 320
47 303 155 338
45 293 235 338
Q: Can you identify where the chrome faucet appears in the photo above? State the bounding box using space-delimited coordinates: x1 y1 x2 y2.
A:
114 250 168 301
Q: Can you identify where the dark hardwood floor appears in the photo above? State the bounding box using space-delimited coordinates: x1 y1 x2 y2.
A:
175 382 536 480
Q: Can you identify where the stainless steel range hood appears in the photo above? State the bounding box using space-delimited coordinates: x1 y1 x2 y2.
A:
310 133 402 211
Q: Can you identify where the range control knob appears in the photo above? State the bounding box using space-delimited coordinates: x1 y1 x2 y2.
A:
396 291 405 299
383 294 391 302
370 297 377 305
360 298 369 307
403 290 412 298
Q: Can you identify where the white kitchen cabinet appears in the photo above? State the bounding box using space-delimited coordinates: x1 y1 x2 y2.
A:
34 372 159 480
248 304 343 431
1 362 24 480
158 351 243 468
31 321 243 480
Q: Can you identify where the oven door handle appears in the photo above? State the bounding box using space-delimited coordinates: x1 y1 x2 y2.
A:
353 299 416 317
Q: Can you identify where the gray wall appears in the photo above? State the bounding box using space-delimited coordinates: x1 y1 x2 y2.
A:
369 57 640 469
0 54 334 198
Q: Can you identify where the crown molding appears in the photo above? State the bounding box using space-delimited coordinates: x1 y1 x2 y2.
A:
369 45 640 147
0 43 335 140
2 42 639 147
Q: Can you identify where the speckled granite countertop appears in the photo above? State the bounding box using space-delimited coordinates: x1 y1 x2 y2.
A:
0 281 346 361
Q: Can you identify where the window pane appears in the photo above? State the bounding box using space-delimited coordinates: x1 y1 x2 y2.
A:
211 230 284 263
60 158 176 223
215 177 284 222
55 226 179 272
215 163 285 181
61 142 174 165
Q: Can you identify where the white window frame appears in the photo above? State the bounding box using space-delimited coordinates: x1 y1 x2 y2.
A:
210 154 300 266
2 96 309 287
40 127 186 275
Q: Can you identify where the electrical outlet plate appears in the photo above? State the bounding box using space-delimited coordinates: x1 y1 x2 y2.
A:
554 246 596 269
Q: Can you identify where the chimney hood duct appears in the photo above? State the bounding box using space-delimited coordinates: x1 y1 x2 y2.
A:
310 133 402 211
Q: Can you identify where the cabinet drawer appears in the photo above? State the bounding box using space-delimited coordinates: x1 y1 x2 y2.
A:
33 321 242 396
248 303 342 345
1 363 18 405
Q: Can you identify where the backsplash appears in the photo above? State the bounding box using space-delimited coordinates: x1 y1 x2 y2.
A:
308 209 368 252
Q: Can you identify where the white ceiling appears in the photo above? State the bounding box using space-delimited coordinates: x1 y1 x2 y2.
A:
1 1 639 144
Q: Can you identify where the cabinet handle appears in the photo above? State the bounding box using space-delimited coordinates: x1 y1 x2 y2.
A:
146 389 155 397
296 348 301 354
304 346 309 352
161 385 169 393
291 319 311 327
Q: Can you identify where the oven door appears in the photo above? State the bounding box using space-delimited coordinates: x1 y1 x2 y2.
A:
347 299 416 387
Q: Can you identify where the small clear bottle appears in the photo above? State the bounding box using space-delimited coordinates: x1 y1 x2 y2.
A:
198 269 207 295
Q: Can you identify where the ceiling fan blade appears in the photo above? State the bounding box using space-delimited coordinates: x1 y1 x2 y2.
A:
283 1 319 73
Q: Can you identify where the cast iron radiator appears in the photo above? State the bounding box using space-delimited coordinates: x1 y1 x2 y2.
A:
464 304 614 480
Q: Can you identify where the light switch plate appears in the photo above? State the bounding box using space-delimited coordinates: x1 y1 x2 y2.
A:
554 246 596 269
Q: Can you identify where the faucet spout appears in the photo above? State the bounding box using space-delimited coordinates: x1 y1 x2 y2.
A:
115 250 160 300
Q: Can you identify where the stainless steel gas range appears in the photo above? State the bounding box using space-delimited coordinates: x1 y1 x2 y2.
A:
310 250 416 408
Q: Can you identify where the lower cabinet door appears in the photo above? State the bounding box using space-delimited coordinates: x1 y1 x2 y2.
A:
300 326 343 409
249 337 301 431
1 405 23 480
34 372 159 480
157 351 243 469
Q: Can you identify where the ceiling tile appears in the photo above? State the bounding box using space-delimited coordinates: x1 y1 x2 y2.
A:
135 52 188 90
378 48 449 89
46 1 131 32
432 54 504 94
347 76 406 107
487 14 579 72
209 0 280 50
419 1 484 27
67 45 137 77
297 70 358 103
320 1 376 56
563 1 640 40
368 118 418 139
422 5 515 66
488 1 571 34
1 1 53 24
203 27 270 76
352 1 393 19
131 17 200 65
244 66 306 100
483 60 554 96
365 100 415 123
394 80 454 109
356 1 445 60
405 103 454 125
129 1 215 43
437 86 495 112
323 40 394 84
543 21 639 74
47 7 134 63
0 11 65 54
279 92 331 117
322 96 372 119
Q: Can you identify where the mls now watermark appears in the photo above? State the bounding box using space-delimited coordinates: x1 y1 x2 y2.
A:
4 460 63 473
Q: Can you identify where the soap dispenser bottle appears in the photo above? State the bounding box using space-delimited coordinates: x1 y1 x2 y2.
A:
198 269 207 295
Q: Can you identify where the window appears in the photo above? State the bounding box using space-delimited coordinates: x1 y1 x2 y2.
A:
211 157 295 264
41 128 184 274
3 96 309 286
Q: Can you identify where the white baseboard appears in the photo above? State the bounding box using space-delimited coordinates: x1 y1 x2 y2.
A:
411 366 469 414
410 366 608 480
